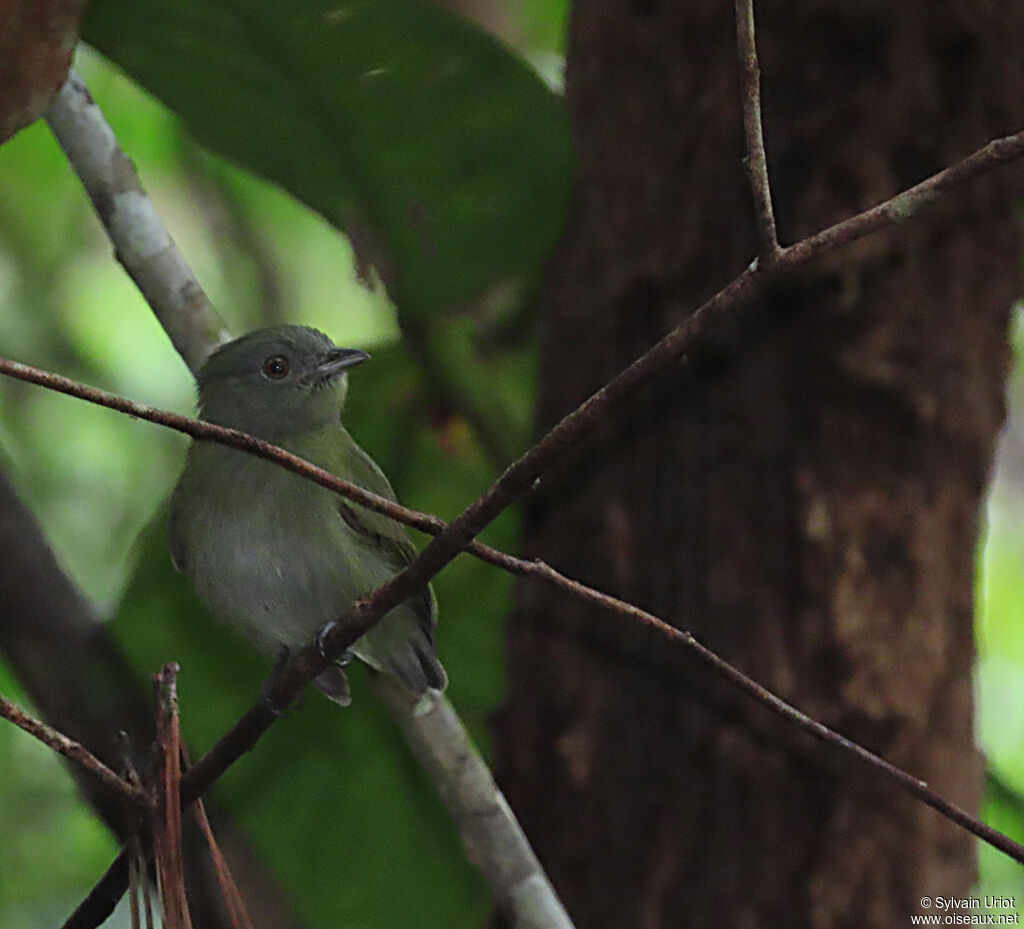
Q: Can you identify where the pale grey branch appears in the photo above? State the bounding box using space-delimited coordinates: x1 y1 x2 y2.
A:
45 69 229 373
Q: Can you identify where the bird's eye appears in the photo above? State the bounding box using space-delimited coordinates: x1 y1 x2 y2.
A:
262 355 290 379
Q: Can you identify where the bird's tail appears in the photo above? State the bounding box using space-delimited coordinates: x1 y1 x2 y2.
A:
351 609 447 696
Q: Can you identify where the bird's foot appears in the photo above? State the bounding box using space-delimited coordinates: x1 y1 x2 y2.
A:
315 622 354 667
315 621 336 658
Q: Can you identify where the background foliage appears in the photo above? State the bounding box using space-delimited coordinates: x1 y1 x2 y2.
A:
0 0 1021 925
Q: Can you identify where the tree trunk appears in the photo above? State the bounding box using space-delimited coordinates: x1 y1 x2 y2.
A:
496 2 1024 927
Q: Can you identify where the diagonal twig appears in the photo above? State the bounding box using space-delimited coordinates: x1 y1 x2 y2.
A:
0 354 516 572
785 129 1024 263
0 691 148 810
309 120 1024 672
153 664 191 929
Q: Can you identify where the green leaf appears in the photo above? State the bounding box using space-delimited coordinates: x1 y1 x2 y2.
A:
81 0 572 323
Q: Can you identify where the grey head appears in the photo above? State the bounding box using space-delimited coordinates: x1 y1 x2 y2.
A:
196 325 369 437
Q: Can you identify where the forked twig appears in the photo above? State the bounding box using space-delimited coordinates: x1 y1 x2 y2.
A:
0 692 147 810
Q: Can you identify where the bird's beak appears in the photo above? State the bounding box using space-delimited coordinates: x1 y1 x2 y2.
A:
314 347 370 381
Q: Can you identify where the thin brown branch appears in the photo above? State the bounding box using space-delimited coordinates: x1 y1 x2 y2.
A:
127 839 142 929
308 127 1024 663
124 756 153 929
185 758 254 929
734 0 779 260
0 353 536 576
306 270 761 674
0 354 772 601
521 565 1024 863
0 691 148 810
154 664 191 929
54 120 1024 924
782 128 1024 264
64 847 132 929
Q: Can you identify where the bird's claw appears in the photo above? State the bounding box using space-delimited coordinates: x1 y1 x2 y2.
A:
315 621 336 658
315 623 353 667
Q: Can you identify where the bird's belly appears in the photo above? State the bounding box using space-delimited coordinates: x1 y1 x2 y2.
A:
189 514 361 652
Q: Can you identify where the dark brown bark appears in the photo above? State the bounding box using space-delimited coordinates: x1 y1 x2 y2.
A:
0 0 87 143
496 3 1024 928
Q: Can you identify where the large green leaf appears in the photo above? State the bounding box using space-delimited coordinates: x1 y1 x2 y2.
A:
81 0 572 323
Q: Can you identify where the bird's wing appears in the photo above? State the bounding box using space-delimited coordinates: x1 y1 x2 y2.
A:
334 434 438 632
167 478 188 573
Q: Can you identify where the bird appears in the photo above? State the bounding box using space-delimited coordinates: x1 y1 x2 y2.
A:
168 325 446 705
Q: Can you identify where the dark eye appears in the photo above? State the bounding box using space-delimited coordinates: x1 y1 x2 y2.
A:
262 354 289 379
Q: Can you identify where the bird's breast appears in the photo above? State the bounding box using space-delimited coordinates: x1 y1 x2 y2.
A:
176 454 363 650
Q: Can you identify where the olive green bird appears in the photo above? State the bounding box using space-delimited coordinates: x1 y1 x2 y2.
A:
168 325 446 705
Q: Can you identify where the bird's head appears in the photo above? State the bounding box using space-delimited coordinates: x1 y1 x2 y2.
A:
196 325 369 438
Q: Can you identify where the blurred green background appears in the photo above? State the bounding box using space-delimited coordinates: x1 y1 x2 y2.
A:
0 0 1021 925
